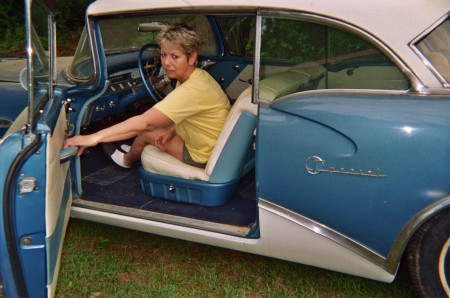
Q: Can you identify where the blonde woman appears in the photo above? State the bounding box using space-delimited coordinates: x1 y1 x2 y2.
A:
64 23 230 168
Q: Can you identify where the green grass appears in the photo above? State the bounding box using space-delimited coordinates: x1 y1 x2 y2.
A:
56 219 417 297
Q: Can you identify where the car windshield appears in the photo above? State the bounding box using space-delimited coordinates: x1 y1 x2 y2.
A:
415 18 450 86
67 14 218 83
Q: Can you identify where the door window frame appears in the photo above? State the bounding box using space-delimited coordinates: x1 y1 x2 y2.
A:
252 9 423 105
25 0 56 134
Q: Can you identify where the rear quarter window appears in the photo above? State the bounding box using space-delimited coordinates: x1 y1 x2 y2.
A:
414 18 450 86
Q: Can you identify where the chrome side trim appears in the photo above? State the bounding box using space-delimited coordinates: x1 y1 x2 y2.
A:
260 196 450 275
385 195 450 273
258 199 388 270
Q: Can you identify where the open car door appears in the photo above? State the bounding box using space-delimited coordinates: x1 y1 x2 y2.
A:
0 0 75 297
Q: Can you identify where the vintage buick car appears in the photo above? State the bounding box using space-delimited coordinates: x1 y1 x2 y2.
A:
0 0 449 297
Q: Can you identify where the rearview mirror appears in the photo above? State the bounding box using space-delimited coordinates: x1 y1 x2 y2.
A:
138 22 167 32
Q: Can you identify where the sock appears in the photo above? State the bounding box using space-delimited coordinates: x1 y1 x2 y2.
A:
110 149 130 168
120 144 131 153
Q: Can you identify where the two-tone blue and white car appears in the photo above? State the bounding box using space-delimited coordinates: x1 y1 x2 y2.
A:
0 0 449 297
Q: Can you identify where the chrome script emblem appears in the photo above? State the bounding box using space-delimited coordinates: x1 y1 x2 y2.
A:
305 156 387 178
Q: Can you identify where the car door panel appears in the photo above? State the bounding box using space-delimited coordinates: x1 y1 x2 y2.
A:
0 100 71 297
0 130 36 298
45 107 72 296
14 136 47 298
256 93 450 257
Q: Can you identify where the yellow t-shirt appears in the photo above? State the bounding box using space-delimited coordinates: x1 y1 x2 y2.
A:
155 68 231 164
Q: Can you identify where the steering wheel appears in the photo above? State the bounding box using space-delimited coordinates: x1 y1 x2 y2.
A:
138 43 171 103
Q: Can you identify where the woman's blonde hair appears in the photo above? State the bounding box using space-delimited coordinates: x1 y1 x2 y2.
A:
157 23 200 58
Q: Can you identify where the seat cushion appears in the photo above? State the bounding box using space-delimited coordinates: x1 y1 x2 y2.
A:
141 145 209 181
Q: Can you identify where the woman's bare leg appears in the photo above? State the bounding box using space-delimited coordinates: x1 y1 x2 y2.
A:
123 128 184 167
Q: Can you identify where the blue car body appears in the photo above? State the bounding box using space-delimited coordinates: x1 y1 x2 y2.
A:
0 0 449 297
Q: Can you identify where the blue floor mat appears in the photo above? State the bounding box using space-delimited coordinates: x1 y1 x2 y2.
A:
80 145 257 227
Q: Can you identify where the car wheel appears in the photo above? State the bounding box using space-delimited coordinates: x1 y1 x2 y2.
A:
406 208 450 298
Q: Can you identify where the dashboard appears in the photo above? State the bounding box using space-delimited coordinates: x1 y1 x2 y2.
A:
88 68 150 122
106 69 142 95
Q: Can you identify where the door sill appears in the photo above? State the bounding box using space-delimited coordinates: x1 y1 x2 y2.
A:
72 198 252 237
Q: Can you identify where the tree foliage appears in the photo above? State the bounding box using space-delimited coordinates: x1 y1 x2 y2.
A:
0 0 26 56
0 0 93 57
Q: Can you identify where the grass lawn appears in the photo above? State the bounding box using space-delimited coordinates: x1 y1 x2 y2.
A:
56 219 417 297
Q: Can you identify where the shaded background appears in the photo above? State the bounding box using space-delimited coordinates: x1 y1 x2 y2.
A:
0 0 93 57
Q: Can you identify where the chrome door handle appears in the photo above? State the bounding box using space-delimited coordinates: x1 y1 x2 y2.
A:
60 146 78 163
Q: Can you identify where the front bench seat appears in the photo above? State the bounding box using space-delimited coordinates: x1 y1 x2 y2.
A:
138 63 325 206
139 87 257 206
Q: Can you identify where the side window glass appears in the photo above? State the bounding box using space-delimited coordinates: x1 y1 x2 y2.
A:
99 15 218 56
218 17 243 55
66 27 94 83
31 0 51 113
414 18 450 86
258 17 410 102
218 16 255 58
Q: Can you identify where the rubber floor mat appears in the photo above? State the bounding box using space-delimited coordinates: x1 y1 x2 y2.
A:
82 165 134 186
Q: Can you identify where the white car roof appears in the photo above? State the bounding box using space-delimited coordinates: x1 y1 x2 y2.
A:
87 0 450 88
87 0 448 40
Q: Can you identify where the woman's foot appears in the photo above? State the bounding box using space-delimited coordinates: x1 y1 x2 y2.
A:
102 143 131 168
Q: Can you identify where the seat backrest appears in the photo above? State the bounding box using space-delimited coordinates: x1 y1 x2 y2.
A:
259 70 309 102
205 87 257 182
258 62 326 102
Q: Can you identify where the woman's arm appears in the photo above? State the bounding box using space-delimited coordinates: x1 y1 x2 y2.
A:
64 107 173 155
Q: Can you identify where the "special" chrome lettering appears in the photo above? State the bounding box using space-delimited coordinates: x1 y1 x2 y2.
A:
305 156 387 178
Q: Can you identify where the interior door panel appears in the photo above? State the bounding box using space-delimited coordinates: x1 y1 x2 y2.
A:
45 107 72 297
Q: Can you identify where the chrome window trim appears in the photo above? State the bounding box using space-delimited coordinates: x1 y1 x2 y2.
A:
86 17 100 88
24 0 33 133
274 88 411 102
49 14 56 103
410 12 450 89
256 9 425 95
252 11 262 104
273 87 450 102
